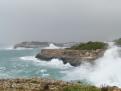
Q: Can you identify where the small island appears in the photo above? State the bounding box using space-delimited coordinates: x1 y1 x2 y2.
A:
36 41 107 66
14 41 79 49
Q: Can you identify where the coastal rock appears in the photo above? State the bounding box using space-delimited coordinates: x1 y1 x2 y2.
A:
36 49 105 66
0 78 77 91
0 78 120 91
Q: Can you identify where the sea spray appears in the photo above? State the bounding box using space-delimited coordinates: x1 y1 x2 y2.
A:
20 56 72 69
62 42 121 87
44 43 60 49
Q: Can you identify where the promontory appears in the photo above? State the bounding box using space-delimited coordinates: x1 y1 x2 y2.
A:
36 41 108 66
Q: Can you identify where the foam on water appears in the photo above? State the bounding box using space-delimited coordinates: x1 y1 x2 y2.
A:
20 56 38 61
1 46 33 50
40 69 47 73
20 56 72 69
44 43 62 49
42 73 50 77
62 42 121 87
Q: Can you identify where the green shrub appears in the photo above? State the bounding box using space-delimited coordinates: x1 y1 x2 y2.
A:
114 38 121 45
63 85 101 91
69 41 106 50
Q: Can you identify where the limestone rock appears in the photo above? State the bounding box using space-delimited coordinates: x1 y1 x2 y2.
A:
36 49 105 66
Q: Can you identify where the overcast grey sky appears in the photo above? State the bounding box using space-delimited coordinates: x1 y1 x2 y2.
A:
0 0 121 44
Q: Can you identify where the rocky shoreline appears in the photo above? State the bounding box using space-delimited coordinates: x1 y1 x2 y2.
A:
0 78 120 91
0 78 75 91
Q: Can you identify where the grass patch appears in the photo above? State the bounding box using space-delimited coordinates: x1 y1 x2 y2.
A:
63 85 101 91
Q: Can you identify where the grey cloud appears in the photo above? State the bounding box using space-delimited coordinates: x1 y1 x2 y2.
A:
0 0 121 44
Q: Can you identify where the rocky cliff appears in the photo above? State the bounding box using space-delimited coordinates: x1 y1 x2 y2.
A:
36 49 105 66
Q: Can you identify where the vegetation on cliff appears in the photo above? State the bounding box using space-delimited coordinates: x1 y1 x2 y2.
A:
69 41 107 50
114 38 121 46
63 85 101 91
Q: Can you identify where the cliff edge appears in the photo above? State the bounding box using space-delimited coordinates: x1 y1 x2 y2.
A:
36 41 107 66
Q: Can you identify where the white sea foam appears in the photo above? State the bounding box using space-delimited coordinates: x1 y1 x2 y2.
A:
62 42 121 87
20 56 72 69
2 46 33 50
44 43 64 49
0 46 14 50
20 56 38 61
40 69 47 73
42 73 50 77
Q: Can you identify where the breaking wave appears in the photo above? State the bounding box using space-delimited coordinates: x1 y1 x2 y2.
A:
20 56 72 69
44 43 60 49
62 42 121 87
0 46 33 51
44 43 66 49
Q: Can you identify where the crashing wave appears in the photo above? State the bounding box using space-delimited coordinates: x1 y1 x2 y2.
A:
44 43 64 49
62 42 121 87
20 56 72 69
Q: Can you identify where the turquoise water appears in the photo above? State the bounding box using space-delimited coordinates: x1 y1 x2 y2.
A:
0 46 72 79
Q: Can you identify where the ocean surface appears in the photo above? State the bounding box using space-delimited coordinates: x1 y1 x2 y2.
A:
0 43 121 87
0 45 73 80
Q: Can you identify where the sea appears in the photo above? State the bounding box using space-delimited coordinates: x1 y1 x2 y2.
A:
0 42 121 87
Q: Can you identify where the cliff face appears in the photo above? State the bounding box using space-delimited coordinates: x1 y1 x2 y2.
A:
36 49 105 66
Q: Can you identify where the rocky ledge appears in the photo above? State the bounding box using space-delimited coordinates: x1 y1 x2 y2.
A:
36 42 107 66
36 49 105 66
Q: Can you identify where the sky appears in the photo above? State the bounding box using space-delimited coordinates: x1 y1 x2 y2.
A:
0 0 121 44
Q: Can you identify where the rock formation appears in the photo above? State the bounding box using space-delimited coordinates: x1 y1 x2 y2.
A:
36 49 105 66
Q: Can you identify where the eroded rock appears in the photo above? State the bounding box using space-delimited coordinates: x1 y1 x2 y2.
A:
36 49 105 66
